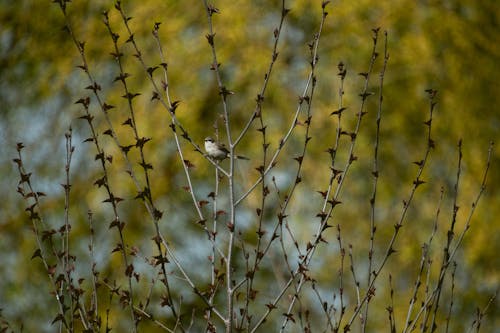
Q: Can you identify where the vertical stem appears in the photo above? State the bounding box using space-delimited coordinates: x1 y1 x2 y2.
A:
201 1 235 330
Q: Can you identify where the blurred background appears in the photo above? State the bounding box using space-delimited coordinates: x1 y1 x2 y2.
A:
0 0 498 331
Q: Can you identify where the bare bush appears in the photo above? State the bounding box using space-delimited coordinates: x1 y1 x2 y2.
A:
9 1 496 332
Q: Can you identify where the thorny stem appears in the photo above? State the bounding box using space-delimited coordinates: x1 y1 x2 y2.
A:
362 30 389 331
62 128 75 330
87 211 100 331
237 2 288 325
249 3 330 332
344 89 438 331
103 17 185 326
201 1 237 330
58 5 140 329
279 52 319 333
428 140 464 332
403 188 444 331
235 2 327 208
405 141 493 333
234 0 288 147
14 144 72 330
279 27 382 333
466 292 497 333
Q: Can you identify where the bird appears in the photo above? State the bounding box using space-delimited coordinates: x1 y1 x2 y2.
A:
204 137 249 161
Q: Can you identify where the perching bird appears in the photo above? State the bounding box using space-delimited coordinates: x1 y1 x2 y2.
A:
204 137 249 161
